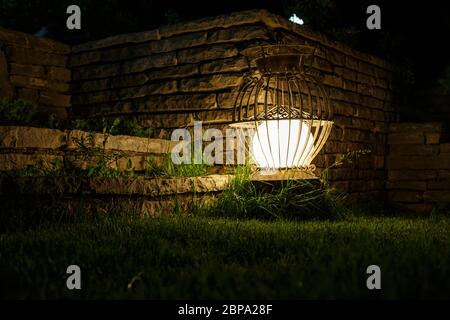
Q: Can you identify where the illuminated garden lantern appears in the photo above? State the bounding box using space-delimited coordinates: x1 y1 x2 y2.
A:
230 44 333 179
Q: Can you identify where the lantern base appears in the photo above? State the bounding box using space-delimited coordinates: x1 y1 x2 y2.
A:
250 170 318 181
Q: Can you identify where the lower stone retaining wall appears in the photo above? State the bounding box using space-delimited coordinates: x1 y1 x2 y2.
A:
0 175 231 216
0 125 177 172
0 125 231 216
387 122 450 212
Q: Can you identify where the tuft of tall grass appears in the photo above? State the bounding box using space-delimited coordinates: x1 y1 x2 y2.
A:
198 165 349 221
145 154 210 178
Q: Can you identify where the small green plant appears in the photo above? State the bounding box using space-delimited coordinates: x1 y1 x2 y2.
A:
0 98 153 138
68 119 129 178
144 156 164 177
437 65 450 95
161 154 209 177
145 153 210 178
69 117 152 138
0 98 39 124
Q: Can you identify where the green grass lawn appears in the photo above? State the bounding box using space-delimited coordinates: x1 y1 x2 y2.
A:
1 214 450 299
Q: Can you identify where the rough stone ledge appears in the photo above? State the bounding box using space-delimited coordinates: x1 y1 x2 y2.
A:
70 9 394 71
0 27 70 54
389 122 443 133
0 126 178 154
0 175 232 196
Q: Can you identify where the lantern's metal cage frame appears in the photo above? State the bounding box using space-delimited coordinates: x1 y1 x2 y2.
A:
230 44 334 176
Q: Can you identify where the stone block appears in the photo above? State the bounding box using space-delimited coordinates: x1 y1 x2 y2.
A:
71 32 208 66
207 25 269 43
312 57 333 73
152 31 207 52
216 91 238 109
427 180 450 190
0 126 66 149
425 132 440 145
334 67 356 81
68 50 102 67
0 28 69 54
387 154 450 170
345 56 359 70
388 132 424 145
158 9 263 38
329 126 344 141
0 48 13 99
388 170 437 181
86 175 230 196
110 74 150 88
72 63 121 81
179 74 241 92
119 81 177 99
72 90 117 105
388 190 423 203
350 180 371 192
123 52 177 74
47 66 71 82
322 74 343 88
423 191 450 202
17 87 39 101
360 96 384 110
342 79 357 92
72 30 160 53
440 143 450 153
438 170 450 179
325 49 345 66
386 180 427 191
395 203 433 213
9 63 45 78
0 153 62 171
356 107 385 121
177 44 238 64
200 56 248 74
389 144 439 156
146 64 198 82
372 87 387 100
136 109 233 128
84 93 217 116
389 122 442 133
331 100 356 117
356 72 375 85
104 135 177 154
343 128 373 142
10 75 69 92
71 78 110 93
39 91 71 107
6 46 67 67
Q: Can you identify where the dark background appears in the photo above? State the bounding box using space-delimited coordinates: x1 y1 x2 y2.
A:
1 0 450 123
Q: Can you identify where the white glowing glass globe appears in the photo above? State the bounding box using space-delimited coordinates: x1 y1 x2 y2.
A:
251 119 314 169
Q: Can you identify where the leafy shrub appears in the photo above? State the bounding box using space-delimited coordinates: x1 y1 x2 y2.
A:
0 99 39 124
0 98 152 138
70 117 152 138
